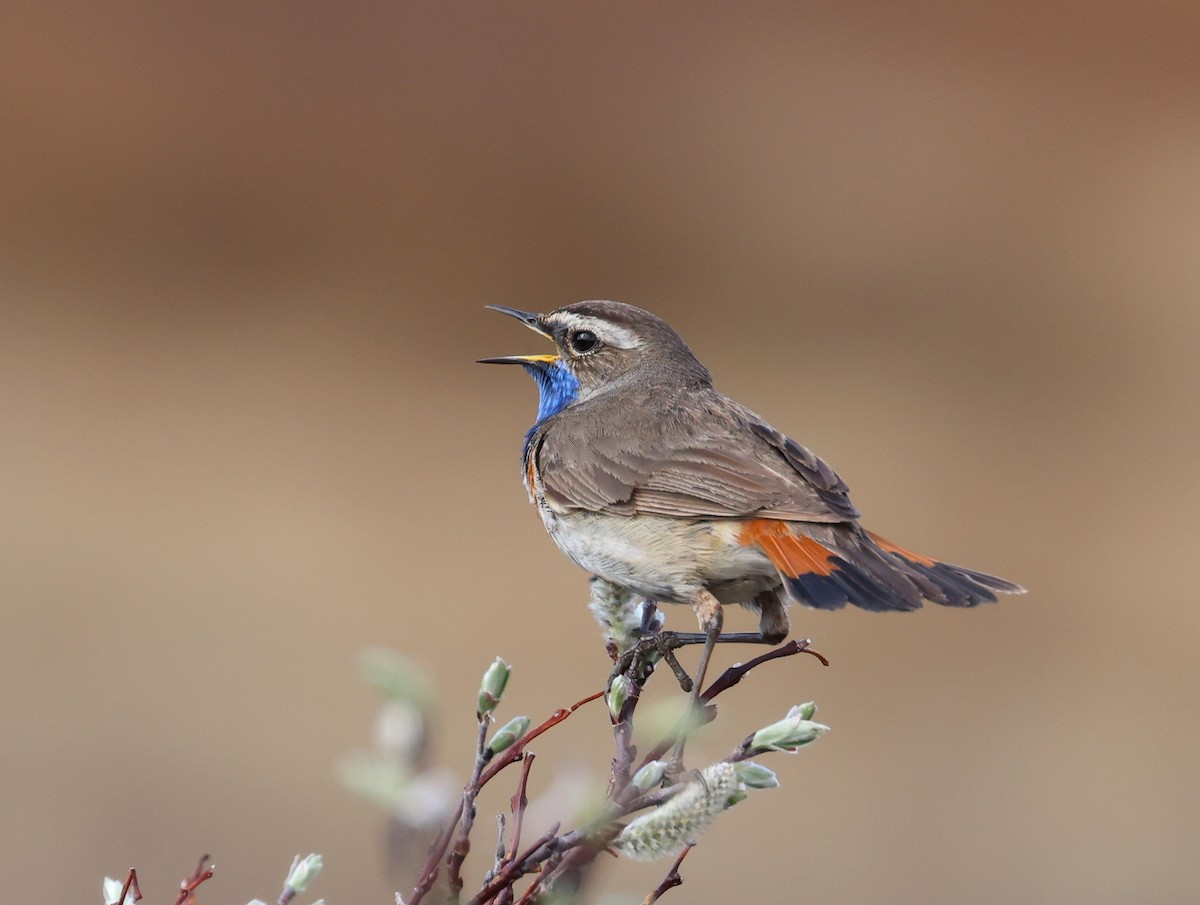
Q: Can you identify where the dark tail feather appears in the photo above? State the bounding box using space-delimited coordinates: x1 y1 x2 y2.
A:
743 518 1024 613
783 572 850 610
866 530 1026 608
946 563 1026 595
773 527 926 613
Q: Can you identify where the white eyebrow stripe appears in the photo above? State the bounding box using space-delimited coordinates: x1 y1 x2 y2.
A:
551 313 642 350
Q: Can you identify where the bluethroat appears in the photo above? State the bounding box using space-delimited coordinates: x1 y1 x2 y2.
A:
481 301 1024 693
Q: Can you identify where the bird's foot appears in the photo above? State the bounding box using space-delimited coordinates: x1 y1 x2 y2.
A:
606 628 780 692
607 631 696 693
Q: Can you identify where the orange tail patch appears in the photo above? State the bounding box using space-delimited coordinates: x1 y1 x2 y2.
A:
866 531 938 567
738 519 836 577
740 518 923 611
740 521 1020 612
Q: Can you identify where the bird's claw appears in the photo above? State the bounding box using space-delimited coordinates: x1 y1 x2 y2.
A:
606 631 695 693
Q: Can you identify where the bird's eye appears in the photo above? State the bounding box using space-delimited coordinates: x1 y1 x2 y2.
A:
568 330 598 354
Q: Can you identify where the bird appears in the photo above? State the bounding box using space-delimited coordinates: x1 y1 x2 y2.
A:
480 300 1024 693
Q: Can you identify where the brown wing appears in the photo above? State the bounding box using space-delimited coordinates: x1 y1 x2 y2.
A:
532 386 859 523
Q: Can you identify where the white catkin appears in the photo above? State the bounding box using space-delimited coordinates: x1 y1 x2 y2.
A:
613 763 742 861
588 579 642 653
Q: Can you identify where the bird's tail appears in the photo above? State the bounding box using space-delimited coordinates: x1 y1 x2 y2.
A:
740 519 1025 612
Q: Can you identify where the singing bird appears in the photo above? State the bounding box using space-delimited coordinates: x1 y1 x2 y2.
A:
481 301 1023 689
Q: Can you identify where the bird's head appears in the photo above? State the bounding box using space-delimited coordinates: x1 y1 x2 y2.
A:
479 300 711 423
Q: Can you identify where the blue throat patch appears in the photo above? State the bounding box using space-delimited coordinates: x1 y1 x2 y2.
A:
525 360 580 424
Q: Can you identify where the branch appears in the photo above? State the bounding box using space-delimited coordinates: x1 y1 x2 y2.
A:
409 804 463 905
409 691 602 905
488 752 537 905
506 753 536 861
479 690 602 787
609 675 644 797
117 869 142 905
642 845 693 904
175 855 214 905
447 718 492 902
400 633 828 903
636 639 826 770
701 639 828 702
466 824 560 905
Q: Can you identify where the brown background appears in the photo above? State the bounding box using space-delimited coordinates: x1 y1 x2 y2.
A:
3 3 1198 903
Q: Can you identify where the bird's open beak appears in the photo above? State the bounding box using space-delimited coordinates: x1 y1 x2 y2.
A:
477 353 558 366
478 305 558 366
485 305 549 335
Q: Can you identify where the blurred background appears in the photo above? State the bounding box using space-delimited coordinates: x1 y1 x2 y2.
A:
2 2 1197 903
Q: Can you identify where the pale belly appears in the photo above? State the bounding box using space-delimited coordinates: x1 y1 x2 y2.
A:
540 506 779 604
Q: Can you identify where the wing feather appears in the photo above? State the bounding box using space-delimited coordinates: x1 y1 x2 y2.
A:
532 386 859 523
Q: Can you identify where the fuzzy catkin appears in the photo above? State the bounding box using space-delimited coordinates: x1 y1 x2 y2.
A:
613 763 742 861
587 578 643 653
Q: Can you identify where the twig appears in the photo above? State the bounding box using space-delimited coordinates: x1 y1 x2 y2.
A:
448 718 492 902
620 781 689 816
701 639 828 702
409 806 462 905
571 690 606 711
117 869 142 905
610 674 643 797
642 845 693 904
525 843 587 902
276 857 301 905
466 824 560 905
491 752 537 905
637 639 825 770
487 814 507 883
522 814 627 902
409 691 602 905
478 691 601 787
175 856 214 905
506 753 536 861
509 869 547 905
407 635 824 903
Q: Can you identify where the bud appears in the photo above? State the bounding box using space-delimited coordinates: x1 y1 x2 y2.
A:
791 701 818 721
631 760 668 792
477 658 511 715
733 761 779 789
607 674 631 718
103 878 137 905
613 762 740 861
285 853 323 893
487 715 531 755
749 704 829 753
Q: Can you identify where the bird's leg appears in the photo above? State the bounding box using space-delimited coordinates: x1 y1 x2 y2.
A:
653 589 791 650
668 591 723 770
688 590 723 707
608 590 788 692
753 588 790 645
